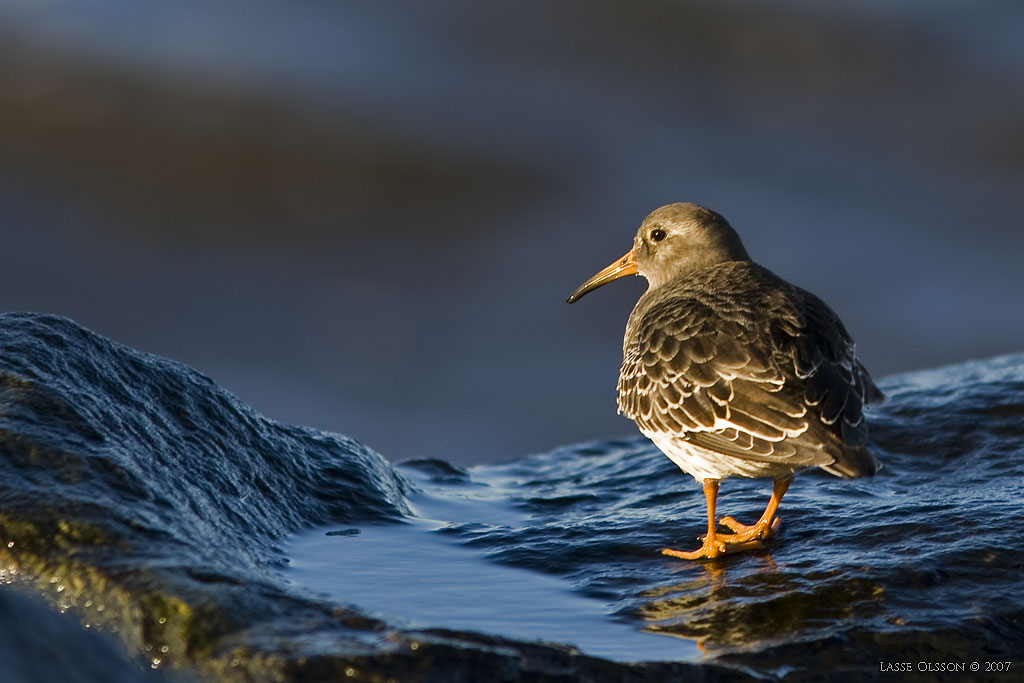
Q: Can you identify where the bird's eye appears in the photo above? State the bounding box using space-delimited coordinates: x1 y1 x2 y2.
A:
650 228 667 242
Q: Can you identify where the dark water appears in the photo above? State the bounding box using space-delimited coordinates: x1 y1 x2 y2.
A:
2 313 1022 681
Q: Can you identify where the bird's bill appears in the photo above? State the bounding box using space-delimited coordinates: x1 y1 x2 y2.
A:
566 249 638 303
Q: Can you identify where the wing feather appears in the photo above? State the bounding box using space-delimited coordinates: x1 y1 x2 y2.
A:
617 263 882 478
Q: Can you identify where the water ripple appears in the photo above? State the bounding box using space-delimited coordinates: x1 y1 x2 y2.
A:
2 313 1022 681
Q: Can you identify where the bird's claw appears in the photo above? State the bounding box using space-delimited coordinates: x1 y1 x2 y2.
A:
716 515 782 543
661 537 763 560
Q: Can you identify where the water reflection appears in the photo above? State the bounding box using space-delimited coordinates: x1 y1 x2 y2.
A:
639 556 888 652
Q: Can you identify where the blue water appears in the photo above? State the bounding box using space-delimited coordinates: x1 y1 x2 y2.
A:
288 521 698 663
1 314 1023 681
287 460 700 663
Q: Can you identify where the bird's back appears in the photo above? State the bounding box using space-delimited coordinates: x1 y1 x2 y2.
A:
618 261 881 480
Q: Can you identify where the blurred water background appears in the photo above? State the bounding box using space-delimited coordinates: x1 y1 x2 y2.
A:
2 0 1023 466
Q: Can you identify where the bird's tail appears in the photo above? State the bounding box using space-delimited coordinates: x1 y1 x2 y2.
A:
821 445 880 479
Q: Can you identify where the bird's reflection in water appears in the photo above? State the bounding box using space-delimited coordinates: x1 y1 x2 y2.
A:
637 553 886 653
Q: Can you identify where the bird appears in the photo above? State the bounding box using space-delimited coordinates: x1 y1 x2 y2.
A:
567 203 882 560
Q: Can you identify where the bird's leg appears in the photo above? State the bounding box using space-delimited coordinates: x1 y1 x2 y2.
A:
718 474 793 543
662 479 762 560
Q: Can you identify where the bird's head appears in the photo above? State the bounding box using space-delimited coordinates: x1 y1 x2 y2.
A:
567 203 750 303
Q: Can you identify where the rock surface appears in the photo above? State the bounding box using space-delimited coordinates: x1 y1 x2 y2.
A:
1 313 1021 681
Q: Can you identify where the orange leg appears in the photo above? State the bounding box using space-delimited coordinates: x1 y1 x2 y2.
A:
718 474 793 543
662 479 763 560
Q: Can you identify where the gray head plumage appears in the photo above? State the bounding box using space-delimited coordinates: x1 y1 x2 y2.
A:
567 202 750 303
631 203 750 289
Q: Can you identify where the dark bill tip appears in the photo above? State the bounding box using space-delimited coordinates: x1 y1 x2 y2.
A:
565 249 638 304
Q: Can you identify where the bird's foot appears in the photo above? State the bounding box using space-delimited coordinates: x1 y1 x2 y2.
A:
661 536 763 560
716 515 782 543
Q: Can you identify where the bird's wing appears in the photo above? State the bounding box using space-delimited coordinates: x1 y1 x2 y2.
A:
788 288 883 444
617 288 880 476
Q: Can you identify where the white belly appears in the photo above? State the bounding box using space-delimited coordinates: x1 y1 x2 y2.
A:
644 431 800 482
